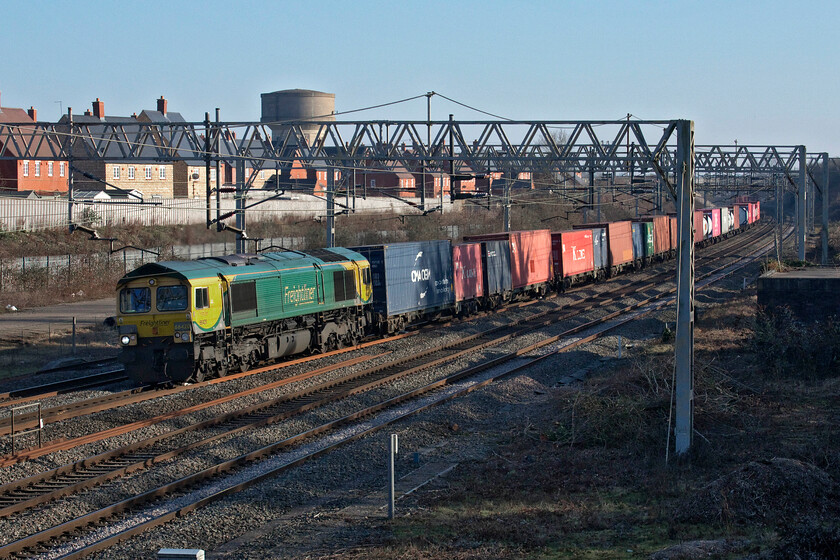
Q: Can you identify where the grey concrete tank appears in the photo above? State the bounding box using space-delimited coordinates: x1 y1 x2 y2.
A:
260 89 335 146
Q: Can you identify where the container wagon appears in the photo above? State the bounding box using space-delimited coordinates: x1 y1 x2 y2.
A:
452 243 483 316
463 230 553 299
351 240 454 333
551 229 595 290
478 239 513 308
575 221 634 276
694 210 706 244
631 222 647 268
637 215 671 260
703 208 722 240
591 227 609 279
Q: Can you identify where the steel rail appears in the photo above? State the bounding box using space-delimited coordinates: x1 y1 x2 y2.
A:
0 332 418 443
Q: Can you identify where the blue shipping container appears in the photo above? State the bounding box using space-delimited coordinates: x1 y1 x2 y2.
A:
351 240 454 318
631 222 644 261
481 240 513 297
591 227 608 271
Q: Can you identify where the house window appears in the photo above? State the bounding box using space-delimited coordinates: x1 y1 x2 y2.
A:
159 167 166 180
128 166 135 180
48 162 53 177
60 162 65 177
35 161 41 177
259 170 264 180
210 169 216 181
22 161 29 177
145 166 152 180
370 179 376 188
113 165 120 180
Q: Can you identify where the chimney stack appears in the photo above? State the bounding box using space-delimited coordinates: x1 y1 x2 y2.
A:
92 98 104 119
27 107 37 121
84 109 92 116
157 96 167 115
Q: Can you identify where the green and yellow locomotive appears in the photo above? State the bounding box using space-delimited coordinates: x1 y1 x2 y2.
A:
116 248 372 384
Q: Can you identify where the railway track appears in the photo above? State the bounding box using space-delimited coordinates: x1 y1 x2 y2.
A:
0 223 770 464
0 223 768 425
0 224 778 558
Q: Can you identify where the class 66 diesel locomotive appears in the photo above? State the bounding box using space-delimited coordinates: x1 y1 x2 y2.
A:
115 248 372 384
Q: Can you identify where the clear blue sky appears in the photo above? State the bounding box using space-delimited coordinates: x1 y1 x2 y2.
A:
2 0 837 154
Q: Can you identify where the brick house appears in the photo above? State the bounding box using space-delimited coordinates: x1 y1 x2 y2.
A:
0 93 68 194
60 98 175 198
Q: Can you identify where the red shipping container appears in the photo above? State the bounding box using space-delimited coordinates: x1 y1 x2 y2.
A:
452 243 484 302
551 230 594 280
756 201 760 220
746 203 753 224
574 221 633 267
463 229 552 289
694 210 705 244
703 208 721 238
732 204 741 229
638 215 670 256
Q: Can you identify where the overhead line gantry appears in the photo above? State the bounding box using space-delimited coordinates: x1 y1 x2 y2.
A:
0 114 824 455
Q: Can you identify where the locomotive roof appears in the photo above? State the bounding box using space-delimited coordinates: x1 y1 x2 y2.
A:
117 247 366 284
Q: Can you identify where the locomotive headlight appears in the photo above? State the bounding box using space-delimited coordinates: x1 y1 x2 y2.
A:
121 335 131 345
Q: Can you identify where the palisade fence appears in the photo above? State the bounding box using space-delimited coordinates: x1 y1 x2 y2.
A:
0 237 310 294
0 194 426 231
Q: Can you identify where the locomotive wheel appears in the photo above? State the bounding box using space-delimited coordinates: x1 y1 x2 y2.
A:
192 369 206 383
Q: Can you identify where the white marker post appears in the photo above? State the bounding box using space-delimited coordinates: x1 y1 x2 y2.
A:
388 433 399 519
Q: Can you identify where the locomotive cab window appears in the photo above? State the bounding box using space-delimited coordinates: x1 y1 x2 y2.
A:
194 287 209 309
156 285 188 311
362 267 371 287
120 287 151 313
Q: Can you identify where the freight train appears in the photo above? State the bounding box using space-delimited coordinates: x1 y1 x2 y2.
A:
116 201 760 385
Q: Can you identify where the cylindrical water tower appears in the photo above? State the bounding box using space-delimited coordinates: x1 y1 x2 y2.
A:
260 89 335 146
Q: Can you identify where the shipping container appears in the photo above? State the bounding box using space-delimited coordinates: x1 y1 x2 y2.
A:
694 210 705 244
732 204 741 230
480 240 513 299
638 215 670 257
737 204 749 226
755 200 761 221
703 208 721 238
591 227 608 274
551 230 594 285
452 243 483 303
463 230 552 290
631 222 645 262
351 240 454 324
575 221 634 273
721 207 734 235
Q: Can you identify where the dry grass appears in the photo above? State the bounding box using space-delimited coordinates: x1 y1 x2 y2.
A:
0 324 116 380
319 290 840 559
